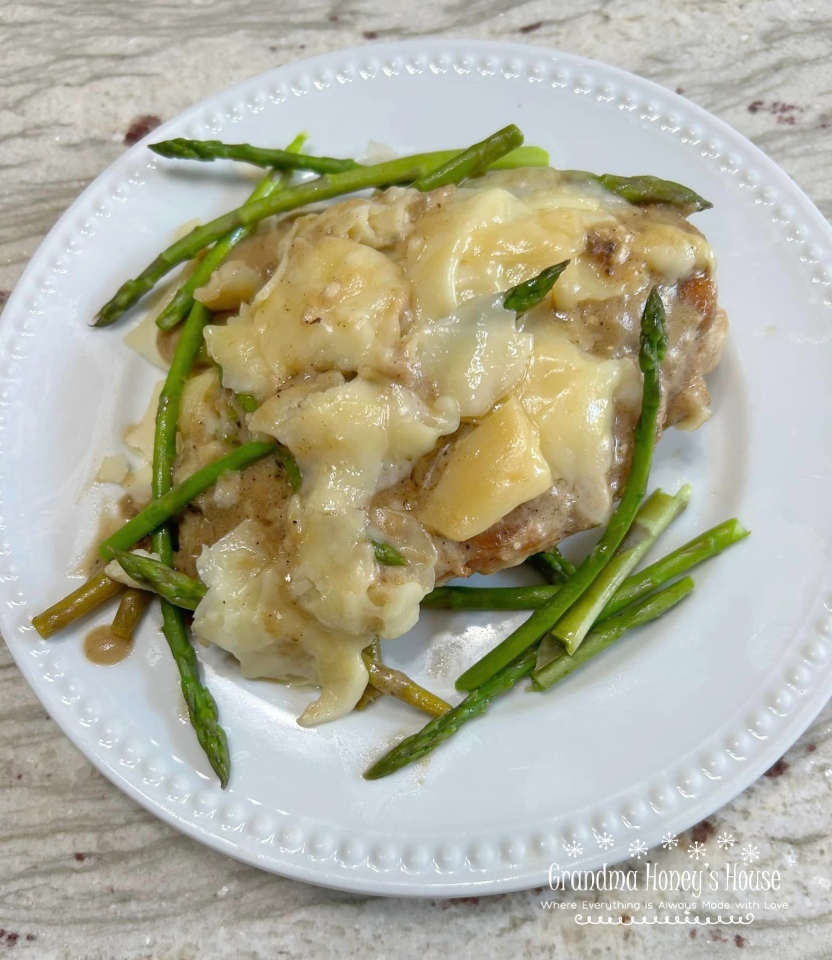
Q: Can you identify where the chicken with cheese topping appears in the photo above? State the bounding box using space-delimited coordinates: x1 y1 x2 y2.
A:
164 167 725 725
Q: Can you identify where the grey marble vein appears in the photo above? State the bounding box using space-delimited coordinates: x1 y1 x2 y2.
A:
1 0 832 956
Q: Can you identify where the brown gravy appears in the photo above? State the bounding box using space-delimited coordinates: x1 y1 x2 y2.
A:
84 625 133 666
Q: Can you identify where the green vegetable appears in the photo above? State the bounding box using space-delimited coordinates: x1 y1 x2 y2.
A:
364 578 692 780
151 293 230 788
543 485 690 658
32 571 123 639
148 138 550 177
275 445 302 493
528 547 577 584
99 440 277 559
533 578 694 690
363 654 451 718
600 518 749 618
158 600 230 787
111 550 208 611
563 170 712 213
355 639 384 711
110 588 152 640
94 138 543 327
502 261 570 313
413 124 523 192
422 584 559 611
149 138 358 174
155 133 308 332
454 287 668 691
235 393 260 413
371 540 408 567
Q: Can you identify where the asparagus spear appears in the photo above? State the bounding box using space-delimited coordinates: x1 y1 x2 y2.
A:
355 639 384 711
563 170 712 213
454 287 668 692
275 445 302 493
413 124 522 191
93 132 534 327
32 571 123 639
110 589 152 640
364 578 693 780
371 540 408 567
111 550 207 610
528 547 576 584
423 517 748 613
422 584 559 611
98 440 277 558
541 485 690 661
533 577 694 690
155 133 308 332
600 518 749 617
149 138 549 174
152 288 230 786
503 261 570 313
363 655 451 718
150 138 358 174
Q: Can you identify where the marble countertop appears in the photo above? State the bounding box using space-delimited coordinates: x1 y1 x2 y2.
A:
2 1 832 956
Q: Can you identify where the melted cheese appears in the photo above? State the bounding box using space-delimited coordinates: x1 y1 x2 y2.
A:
204 235 409 398
401 186 615 320
194 520 370 726
193 378 459 721
632 221 714 282
412 293 532 418
418 397 552 541
517 319 640 523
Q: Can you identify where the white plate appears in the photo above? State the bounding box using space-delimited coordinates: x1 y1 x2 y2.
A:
3 39 832 896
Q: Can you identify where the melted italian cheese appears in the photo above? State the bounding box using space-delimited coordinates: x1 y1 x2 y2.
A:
205 235 410 399
517 319 640 523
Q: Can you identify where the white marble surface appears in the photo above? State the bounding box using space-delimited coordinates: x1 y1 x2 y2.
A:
2 1 832 956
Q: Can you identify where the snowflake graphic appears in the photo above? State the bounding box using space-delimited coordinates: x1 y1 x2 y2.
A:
661 833 678 849
629 840 648 860
688 841 707 860
563 840 583 859
717 832 736 850
742 844 760 863
593 829 614 850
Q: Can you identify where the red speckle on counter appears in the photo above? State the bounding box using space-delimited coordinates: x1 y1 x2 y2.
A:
15 774 21 781
689 929 697 939
362 30 378 40
807 743 817 752
765 757 789 778
747 100 804 125
0 291 9 307
710 928 727 942
734 934 746 947
74 852 87 862
691 819 716 844
124 115 162 146
675 86 685 95
25 936 36 942
0 931 21 946
519 21 543 33
620 913 632 924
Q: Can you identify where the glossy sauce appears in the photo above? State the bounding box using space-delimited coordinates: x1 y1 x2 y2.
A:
83 625 133 665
